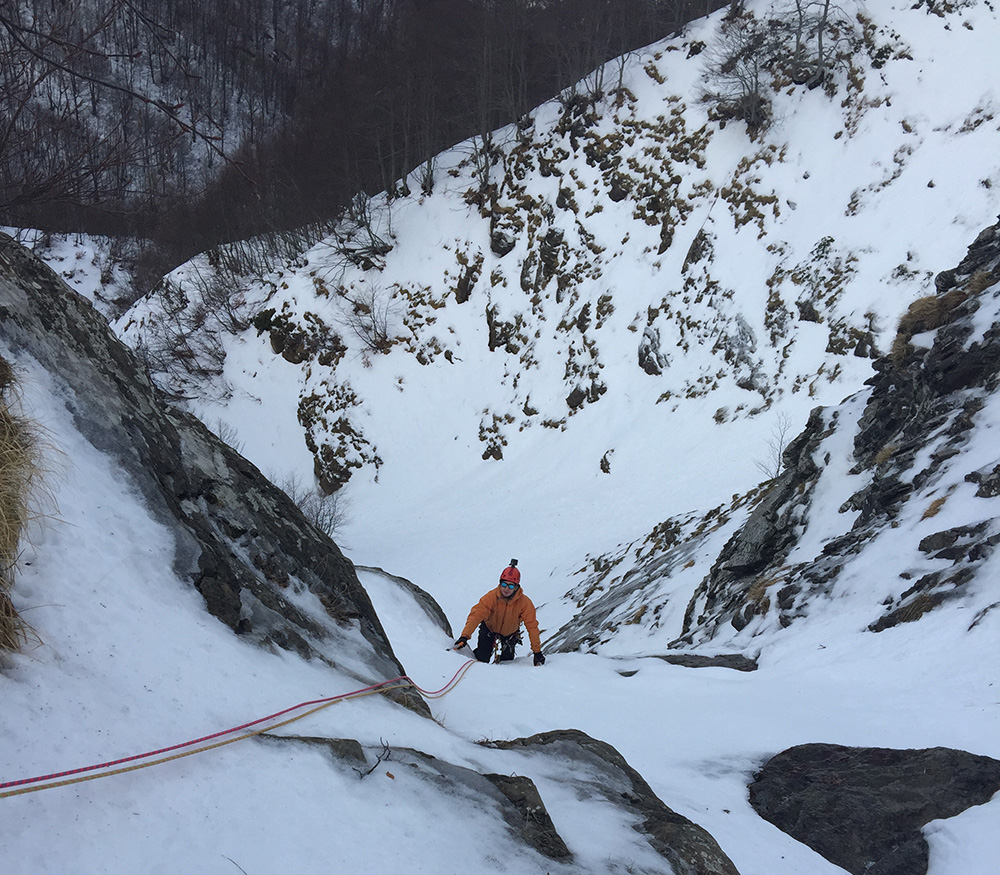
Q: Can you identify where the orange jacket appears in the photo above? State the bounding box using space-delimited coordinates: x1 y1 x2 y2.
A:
461 586 542 653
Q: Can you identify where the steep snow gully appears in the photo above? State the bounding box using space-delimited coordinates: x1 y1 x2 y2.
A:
3 217 1000 874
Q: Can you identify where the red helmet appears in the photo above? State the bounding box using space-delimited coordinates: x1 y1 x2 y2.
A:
499 560 520 586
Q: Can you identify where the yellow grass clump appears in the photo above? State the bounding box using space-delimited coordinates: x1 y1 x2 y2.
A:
0 355 44 653
889 286 970 363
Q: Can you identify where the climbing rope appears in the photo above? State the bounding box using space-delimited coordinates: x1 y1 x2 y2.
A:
0 658 476 800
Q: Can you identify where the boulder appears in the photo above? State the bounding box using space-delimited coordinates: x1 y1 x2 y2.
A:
749 743 1000 875
487 729 742 874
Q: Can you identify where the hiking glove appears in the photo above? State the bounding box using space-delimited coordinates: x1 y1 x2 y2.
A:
454 636 469 649
533 651 545 666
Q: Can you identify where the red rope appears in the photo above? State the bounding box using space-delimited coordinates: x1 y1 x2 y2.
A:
1 659 475 793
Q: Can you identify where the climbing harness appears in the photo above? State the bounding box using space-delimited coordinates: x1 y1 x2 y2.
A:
0 658 476 800
491 629 521 663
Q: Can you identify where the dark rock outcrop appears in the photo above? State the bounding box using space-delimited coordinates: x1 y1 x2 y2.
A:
677 405 832 639
257 733 368 767
639 325 670 375
486 729 742 874
484 772 573 861
853 224 1000 491
749 743 1000 875
0 233 427 716
652 652 758 672
679 218 1000 642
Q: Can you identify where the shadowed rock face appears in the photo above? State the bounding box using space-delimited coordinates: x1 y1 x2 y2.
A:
483 772 573 861
0 233 426 716
749 743 1000 875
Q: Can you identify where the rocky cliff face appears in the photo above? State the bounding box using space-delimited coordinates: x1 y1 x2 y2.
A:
0 233 425 715
681 218 1000 645
549 218 1000 652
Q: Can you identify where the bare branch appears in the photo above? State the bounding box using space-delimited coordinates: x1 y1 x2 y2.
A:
354 739 391 779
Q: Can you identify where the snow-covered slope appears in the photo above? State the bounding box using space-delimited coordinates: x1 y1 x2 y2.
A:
4 1 1000 872
2 234 744 875
115 0 999 622
2 278 999 873
3 282 999 874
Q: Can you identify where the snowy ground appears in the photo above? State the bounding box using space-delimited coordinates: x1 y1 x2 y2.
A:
2 350 998 873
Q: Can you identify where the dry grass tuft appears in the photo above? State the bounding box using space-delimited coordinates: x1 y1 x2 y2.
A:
921 496 948 520
0 356 45 653
873 443 897 466
0 589 29 651
967 270 996 296
890 286 970 364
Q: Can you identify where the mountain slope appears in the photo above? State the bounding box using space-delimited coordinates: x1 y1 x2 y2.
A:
1 234 745 875
114 0 1000 614
3 2 1000 873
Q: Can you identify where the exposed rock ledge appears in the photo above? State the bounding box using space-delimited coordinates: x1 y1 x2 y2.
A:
652 653 758 672
487 729 742 874
263 728 742 873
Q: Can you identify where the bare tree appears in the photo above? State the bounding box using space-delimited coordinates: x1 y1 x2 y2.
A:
0 0 241 222
784 0 843 87
702 14 778 132
2 0 733 271
278 471 350 538
755 411 794 480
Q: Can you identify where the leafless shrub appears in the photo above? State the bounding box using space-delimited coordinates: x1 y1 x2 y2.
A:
702 14 778 133
354 739 391 779
755 411 794 480
703 3 858 133
278 471 349 538
340 283 395 355
782 0 854 88
211 420 244 454
417 157 436 196
130 290 229 398
187 263 254 335
462 129 515 204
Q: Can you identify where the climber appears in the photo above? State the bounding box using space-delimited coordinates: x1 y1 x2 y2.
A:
453 559 545 666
